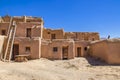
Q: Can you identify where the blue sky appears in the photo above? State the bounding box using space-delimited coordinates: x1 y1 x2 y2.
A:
0 0 120 38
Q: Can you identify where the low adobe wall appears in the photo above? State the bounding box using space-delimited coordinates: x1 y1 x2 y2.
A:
43 28 64 39
106 39 120 64
89 39 120 64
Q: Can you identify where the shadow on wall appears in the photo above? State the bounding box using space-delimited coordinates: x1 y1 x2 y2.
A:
85 56 120 66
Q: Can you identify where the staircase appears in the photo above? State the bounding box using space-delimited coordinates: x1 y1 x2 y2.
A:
3 18 17 62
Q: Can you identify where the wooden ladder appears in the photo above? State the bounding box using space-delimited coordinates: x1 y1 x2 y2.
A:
3 18 17 62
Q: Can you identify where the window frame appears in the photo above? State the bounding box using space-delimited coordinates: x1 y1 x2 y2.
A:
51 34 56 39
53 47 58 52
25 47 31 53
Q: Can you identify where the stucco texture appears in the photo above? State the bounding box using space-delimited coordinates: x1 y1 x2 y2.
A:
89 39 120 64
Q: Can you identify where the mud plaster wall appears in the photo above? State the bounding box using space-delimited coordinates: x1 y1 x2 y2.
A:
0 23 9 36
2 16 11 22
41 40 75 60
0 36 6 58
89 41 108 62
43 29 64 39
106 41 120 64
65 32 100 41
75 41 90 57
14 37 41 59
16 23 42 37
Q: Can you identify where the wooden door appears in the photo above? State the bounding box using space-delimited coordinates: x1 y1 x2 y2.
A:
62 46 68 60
77 47 81 57
26 28 31 37
12 44 19 60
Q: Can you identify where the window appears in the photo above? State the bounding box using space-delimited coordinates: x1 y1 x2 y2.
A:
25 47 31 53
92 38 95 41
51 34 56 39
1 30 6 35
84 47 87 51
26 28 31 37
48 32 50 34
53 47 58 52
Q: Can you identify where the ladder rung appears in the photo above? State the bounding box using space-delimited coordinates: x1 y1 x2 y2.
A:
3 19 17 62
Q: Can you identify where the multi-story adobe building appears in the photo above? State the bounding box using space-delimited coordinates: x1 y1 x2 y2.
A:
0 15 100 61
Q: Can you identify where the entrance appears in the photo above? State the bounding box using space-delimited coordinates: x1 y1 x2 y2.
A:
12 44 19 60
26 28 31 37
62 46 68 60
1 30 6 35
77 47 81 57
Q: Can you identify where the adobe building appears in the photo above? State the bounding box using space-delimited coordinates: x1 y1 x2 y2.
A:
89 39 120 64
41 39 75 60
0 15 100 62
41 28 99 59
0 15 43 61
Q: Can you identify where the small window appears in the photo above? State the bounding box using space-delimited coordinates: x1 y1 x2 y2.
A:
53 47 58 52
92 38 95 41
51 34 56 39
1 30 6 35
27 21 31 22
48 32 50 34
25 47 31 53
84 37 88 41
84 47 87 51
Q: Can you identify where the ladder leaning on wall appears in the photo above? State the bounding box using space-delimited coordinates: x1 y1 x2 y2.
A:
3 18 17 62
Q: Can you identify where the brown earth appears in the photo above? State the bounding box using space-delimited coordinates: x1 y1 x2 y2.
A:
0 57 120 80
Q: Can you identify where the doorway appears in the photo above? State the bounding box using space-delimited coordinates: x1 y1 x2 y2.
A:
77 47 81 57
26 28 31 37
12 44 19 60
62 46 68 60
1 30 6 35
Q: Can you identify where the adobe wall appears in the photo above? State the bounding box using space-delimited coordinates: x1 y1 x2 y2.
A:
26 17 43 22
12 16 25 22
89 40 108 61
13 16 43 23
16 23 42 37
2 15 11 22
0 22 43 38
41 39 75 60
0 23 9 36
65 32 100 41
64 32 76 39
14 37 41 59
89 39 120 64
1 15 43 23
0 16 44 38
106 39 120 64
0 36 6 59
43 28 64 39
75 41 90 57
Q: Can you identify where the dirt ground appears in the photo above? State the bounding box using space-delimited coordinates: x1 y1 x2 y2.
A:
0 57 120 80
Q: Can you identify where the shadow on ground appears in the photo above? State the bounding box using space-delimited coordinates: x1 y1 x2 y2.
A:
85 57 120 66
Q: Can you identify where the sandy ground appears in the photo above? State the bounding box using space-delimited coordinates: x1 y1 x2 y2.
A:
0 57 120 80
